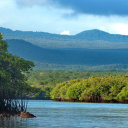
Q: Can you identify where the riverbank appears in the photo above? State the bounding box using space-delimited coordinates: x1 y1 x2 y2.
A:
0 112 20 117
0 111 36 118
54 98 128 104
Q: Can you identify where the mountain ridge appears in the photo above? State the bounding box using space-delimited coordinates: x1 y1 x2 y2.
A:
0 27 126 37
1 27 128 49
1 27 128 70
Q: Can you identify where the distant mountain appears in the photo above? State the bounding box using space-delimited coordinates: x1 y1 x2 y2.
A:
75 29 128 42
75 29 110 40
6 39 128 70
1 27 128 70
1 27 128 49
7 39 66 64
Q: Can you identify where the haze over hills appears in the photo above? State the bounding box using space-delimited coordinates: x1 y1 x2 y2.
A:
6 39 128 71
7 39 128 65
1 27 128 70
1 27 128 49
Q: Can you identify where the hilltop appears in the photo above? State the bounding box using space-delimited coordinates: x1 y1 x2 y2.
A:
1 27 128 49
1 27 128 70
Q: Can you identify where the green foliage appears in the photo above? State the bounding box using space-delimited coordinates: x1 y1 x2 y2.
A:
51 75 128 102
50 79 80 99
26 70 128 99
65 79 86 99
0 33 38 113
116 86 128 100
27 70 127 87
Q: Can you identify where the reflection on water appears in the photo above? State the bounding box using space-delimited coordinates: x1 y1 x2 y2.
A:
1 100 128 128
0 117 38 128
0 117 24 128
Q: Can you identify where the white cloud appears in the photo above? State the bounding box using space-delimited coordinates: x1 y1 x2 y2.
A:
60 31 70 35
111 23 128 35
1 0 128 36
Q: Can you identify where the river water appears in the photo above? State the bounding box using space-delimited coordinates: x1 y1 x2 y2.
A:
1 100 128 128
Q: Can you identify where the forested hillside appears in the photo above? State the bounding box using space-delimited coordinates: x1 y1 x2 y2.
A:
1 27 128 49
1 27 128 70
7 39 128 71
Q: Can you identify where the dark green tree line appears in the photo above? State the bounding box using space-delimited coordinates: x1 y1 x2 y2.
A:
0 33 38 114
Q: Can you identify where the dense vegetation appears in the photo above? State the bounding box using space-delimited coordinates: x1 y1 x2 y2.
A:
0 33 38 114
2 27 128 103
34 62 128 71
51 75 128 103
26 70 128 99
6 39 128 71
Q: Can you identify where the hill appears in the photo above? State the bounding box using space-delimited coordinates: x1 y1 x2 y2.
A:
1 27 128 49
1 27 128 70
75 29 128 42
7 39 128 71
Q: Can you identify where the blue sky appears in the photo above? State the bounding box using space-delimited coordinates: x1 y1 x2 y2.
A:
0 0 128 35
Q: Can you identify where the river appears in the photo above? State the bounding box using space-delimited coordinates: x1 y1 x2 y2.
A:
1 100 128 128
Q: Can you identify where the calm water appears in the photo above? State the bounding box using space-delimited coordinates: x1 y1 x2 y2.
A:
1 100 128 128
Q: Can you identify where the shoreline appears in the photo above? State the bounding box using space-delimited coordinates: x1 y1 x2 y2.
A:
0 112 20 118
54 98 128 104
0 111 36 118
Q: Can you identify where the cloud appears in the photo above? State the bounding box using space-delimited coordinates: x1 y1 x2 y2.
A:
111 23 128 35
60 31 70 35
15 0 53 7
15 0 128 16
54 0 128 16
1 0 128 36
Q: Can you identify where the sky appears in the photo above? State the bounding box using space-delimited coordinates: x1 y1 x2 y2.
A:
0 0 128 35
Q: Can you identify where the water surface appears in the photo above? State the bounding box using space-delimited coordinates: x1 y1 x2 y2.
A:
1 100 128 128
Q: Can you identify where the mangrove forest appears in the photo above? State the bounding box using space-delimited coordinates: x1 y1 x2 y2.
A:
0 33 38 117
51 75 128 103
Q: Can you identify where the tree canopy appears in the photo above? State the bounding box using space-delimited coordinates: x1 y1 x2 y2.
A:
51 75 128 103
0 33 37 113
